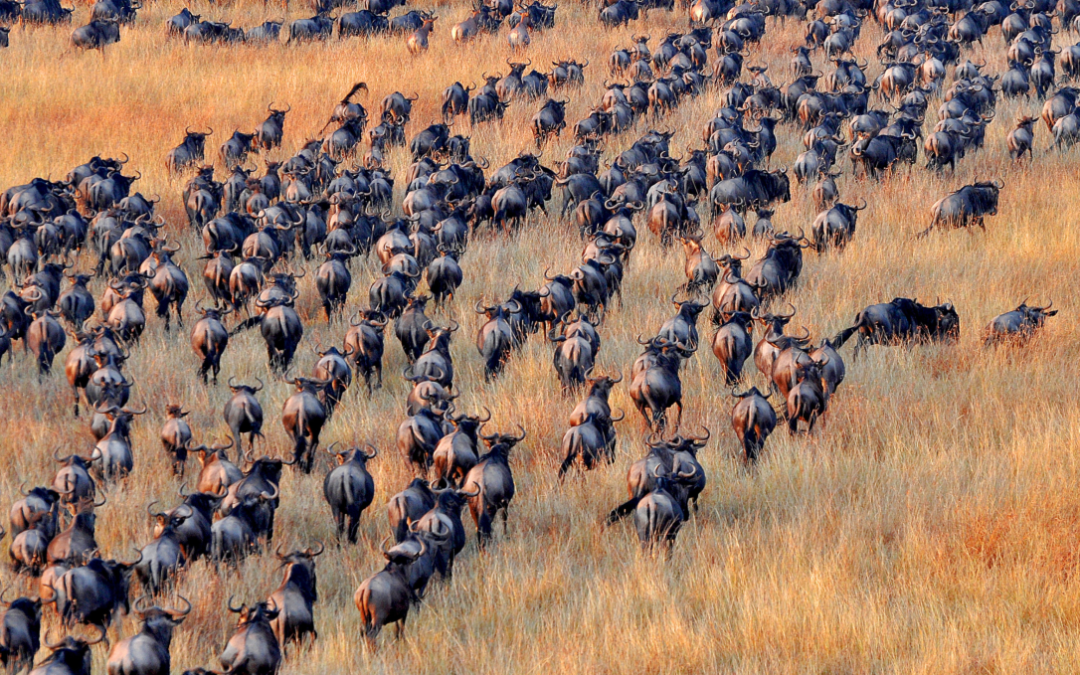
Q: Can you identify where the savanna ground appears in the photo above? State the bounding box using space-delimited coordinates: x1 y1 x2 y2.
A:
1 0 1079 672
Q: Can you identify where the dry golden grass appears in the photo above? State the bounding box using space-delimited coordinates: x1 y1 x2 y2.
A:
1 1 1079 673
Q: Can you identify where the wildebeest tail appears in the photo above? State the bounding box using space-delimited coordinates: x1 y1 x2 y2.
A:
645 499 661 544
831 312 865 348
606 496 639 524
230 316 261 335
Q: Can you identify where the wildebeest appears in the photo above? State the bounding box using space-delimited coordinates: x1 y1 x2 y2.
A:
386 478 437 543
165 128 212 174
712 310 754 384
51 552 141 632
281 377 328 473
136 503 191 595
288 12 333 42
396 406 444 472
433 408 488 487
255 104 289 151
406 16 436 55
629 337 693 432
475 300 517 381
984 301 1056 345
71 19 121 52
27 628 105 675
631 465 697 551
322 443 377 543
811 198 866 251
354 537 426 647
105 596 191 675
345 309 386 393
731 386 776 463
463 426 523 547
918 180 1002 237
223 378 264 454
218 599 281 675
267 544 322 650
0 589 42 675
786 358 828 434
1007 116 1037 161
832 297 960 356
710 169 791 215
190 303 230 385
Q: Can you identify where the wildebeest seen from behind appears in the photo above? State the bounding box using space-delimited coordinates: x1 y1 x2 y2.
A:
255 103 290 151
105 595 191 675
386 478 437 543
354 537 426 648
731 386 776 464
217 599 281 675
985 300 1057 345
223 378 264 454
0 588 42 675
918 180 1002 237
28 627 106 675
463 426 524 547
345 309 386 394
160 404 192 476
786 358 829 435
281 377 329 474
51 550 142 632
267 543 322 651
323 443 377 543
1007 117 1036 161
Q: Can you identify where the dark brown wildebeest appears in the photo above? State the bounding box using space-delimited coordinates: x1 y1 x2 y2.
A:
223 378 264 454
105 595 191 675
633 465 698 551
712 311 754 384
323 444 377 543
832 297 960 357
191 303 230 384
629 338 694 432
345 309 387 394
433 408 489 488
386 479 437 543
136 503 191 595
51 551 142 632
731 387 777 464
0 588 42 674
918 180 1002 238
786 359 829 435
218 599 281 675
463 426 524 547
160 404 192 476
268 543 322 651
984 300 1057 346
354 537 426 648
28 627 106 675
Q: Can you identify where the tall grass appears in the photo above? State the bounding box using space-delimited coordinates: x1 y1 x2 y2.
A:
0 1 1078 673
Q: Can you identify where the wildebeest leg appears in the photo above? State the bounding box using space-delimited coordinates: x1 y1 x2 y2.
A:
347 512 360 544
501 506 509 535
557 451 578 479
